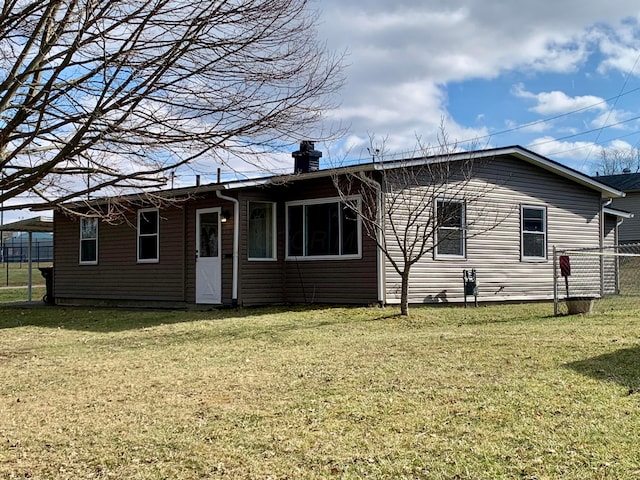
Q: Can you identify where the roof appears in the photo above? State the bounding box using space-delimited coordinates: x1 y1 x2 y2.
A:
592 172 640 192
0 216 53 232
41 145 625 210
373 145 624 199
211 145 624 199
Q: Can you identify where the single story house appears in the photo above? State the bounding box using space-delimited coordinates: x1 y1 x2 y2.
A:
47 144 626 308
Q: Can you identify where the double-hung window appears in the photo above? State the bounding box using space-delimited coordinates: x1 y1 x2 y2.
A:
286 197 360 259
521 205 546 260
435 199 465 258
248 201 276 260
79 217 98 264
137 209 159 262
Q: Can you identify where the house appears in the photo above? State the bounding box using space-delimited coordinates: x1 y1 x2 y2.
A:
48 144 625 308
592 172 640 244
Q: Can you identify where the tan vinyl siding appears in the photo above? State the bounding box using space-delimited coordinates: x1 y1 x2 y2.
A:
384 155 603 304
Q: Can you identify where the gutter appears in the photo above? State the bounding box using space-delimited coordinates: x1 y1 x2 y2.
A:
216 190 239 306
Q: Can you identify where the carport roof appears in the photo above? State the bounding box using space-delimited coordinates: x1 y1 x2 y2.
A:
1 216 53 233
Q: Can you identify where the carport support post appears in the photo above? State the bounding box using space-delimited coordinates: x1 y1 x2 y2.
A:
27 231 32 301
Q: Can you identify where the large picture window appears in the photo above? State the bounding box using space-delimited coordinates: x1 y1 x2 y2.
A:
80 217 98 264
137 209 159 262
286 197 360 259
435 200 465 258
521 205 546 260
248 201 276 260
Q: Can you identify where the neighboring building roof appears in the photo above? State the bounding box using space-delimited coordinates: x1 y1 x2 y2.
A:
592 172 640 193
0 216 53 232
39 145 625 211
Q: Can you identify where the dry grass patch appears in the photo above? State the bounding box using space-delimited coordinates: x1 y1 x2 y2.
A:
0 304 639 478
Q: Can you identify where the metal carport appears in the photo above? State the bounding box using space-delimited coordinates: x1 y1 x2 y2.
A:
0 216 53 302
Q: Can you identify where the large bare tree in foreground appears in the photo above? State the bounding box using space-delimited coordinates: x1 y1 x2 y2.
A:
0 0 342 214
334 137 506 316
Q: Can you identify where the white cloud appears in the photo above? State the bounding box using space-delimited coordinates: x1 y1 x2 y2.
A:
318 1 640 159
589 109 635 129
594 18 640 75
511 84 607 115
526 136 607 173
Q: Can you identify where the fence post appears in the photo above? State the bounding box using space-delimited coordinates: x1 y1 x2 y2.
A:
599 244 605 299
553 245 558 316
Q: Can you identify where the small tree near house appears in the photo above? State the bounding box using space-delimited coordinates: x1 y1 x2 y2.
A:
333 139 507 316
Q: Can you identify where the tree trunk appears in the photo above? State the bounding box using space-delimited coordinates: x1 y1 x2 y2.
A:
400 269 411 316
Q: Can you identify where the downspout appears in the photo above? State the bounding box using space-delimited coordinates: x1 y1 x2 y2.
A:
360 171 385 306
615 216 624 295
600 198 613 298
216 190 239 307
601 198 612 246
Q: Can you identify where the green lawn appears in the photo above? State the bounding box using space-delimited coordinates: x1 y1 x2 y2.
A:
0 303 639 479
0 262 51 287
0 286 45 304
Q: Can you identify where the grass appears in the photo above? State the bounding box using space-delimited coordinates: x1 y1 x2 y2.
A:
0 286 45 304
0 303 639 479
0 262 51 287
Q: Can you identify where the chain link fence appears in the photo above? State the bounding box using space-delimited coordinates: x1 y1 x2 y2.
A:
553 244 640 315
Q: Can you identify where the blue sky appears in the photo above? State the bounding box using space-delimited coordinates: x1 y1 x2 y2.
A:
316 1 640 174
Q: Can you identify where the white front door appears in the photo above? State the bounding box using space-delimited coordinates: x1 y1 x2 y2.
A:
196 208 221 304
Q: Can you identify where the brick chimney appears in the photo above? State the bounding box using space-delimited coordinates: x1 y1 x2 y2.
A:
292 141 322 173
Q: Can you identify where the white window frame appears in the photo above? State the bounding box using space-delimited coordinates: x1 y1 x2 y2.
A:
248 201 277 261
434 199 466 259
79 217 98 265
137 208 159 263
285 196 362 261
521 205 547 262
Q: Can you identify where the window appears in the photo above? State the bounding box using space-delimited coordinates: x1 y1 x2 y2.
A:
522 206 546 260
435 200 465 258
286 197 360 259
137 209 159 262
248 202 276 260
80 217 98 264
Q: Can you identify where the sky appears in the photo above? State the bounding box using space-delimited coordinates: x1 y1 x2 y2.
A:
315 0 640 174
4 1 640 224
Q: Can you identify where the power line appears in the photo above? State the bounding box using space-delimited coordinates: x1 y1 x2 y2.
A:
579 50 640 169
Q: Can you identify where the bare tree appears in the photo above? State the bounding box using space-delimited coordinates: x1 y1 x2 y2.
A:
597 147 640 175
0 0 343 213
333 135 506 316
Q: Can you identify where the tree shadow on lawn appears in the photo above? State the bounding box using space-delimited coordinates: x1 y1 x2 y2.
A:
565 346 640 393
0 303 397 334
